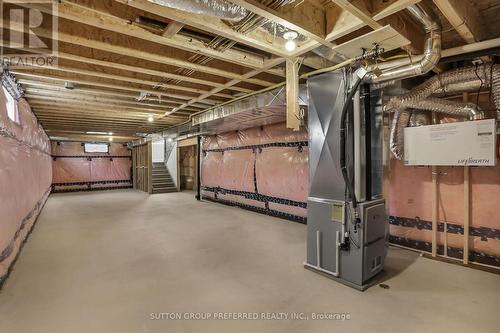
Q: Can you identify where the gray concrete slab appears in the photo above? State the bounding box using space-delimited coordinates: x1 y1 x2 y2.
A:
0 190 498 333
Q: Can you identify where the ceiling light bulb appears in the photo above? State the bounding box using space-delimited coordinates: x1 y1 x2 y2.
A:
148 115 154 122
285 40 296 52
108 132 113 135
108 137 113 142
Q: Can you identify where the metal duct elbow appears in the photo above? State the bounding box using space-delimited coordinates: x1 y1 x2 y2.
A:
367 3 441 83
147 0 248 21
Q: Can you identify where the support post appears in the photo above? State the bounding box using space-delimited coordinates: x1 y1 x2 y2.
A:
196 135 201 201
463 92 470 264
431 112 438 257
286 58 300 131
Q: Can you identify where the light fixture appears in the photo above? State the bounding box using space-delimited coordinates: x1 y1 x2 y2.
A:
148 115 154 122
167 138 173 142
108 137 113 142
64 81 75 90
108 132 113 135
86 131 108 135
283 30 298 52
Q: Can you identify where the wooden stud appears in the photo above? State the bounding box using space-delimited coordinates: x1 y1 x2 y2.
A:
286 58 300 131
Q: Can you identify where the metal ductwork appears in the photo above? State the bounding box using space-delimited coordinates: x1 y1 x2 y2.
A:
411 98 484 120
388 100 484 160
147 0 248 21
366 3 441 83
384 60 500 160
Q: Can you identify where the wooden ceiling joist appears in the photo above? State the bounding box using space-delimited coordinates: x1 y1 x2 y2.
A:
11 65 235 98
54 0 284 75
23 85 207 109
5 18 277 89
432 0 483 43
113 0 289 57
16 75 220 105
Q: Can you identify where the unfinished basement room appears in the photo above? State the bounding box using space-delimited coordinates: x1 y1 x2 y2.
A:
1 0 500 332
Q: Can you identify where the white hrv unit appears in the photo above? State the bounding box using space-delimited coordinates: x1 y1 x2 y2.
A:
404 119 497 166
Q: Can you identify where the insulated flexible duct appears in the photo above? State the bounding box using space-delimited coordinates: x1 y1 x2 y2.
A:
385 63 496 112
386 63 500 160
409 111 430 127
147 0 248 21
390 109 412 160
402 98 483 120
389 98 484 160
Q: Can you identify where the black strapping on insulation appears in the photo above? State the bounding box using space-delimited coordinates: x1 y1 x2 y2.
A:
389 216 500 241
51 155 131 159
201 140 308 224
0 187 51 289
203 141 308 153
202 186 307 209
389 235 500 267
52 180 132 193
52 185 133 193
202 196 306 224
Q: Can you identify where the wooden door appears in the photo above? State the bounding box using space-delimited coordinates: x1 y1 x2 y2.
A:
132 142 152 193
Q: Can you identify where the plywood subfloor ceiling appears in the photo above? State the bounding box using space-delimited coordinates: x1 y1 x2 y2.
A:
2 0 499 142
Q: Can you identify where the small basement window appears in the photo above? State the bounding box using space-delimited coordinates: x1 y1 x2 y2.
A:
84 143 109 153
3 85 19 124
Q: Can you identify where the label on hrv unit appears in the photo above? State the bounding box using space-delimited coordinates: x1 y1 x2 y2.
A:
404 119 497 166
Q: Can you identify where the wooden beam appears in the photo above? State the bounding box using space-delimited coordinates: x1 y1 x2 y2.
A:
331 0 383 30
326 0 419 41
162 21 184 38
432 0 483 43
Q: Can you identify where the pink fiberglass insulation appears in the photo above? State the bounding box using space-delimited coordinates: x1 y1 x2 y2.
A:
389 159 500 265
255 146 309 202
201 122 308 221
51 141 132 192
0 89 52 281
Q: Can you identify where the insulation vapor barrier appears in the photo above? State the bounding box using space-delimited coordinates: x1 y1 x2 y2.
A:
51 142 132 192
201 123 309 222
0 89 52 283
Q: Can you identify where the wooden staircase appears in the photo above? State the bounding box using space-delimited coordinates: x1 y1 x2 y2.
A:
151 163 177 194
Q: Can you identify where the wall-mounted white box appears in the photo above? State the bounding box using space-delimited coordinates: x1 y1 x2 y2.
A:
404 119 497 166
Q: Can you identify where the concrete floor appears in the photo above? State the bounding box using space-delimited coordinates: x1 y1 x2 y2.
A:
0 190 499 333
